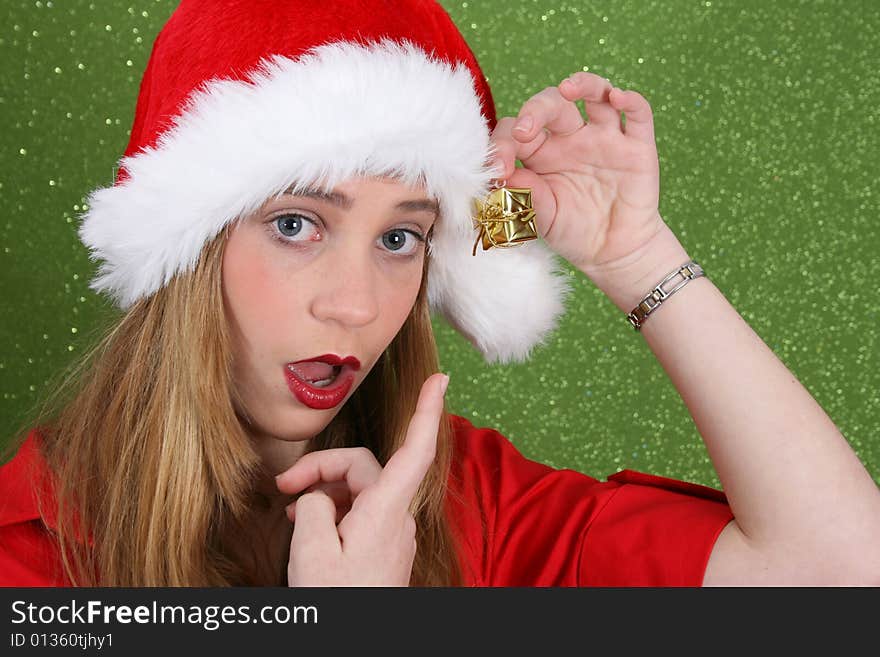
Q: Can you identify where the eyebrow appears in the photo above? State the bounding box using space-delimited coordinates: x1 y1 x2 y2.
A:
283 186 440 218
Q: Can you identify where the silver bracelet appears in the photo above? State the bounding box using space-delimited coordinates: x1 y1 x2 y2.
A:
627 260 705 331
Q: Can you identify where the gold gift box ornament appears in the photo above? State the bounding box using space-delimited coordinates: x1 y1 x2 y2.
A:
471 186 539 256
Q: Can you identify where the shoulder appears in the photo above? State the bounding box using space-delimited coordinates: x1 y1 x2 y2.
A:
445 414 617 584
0 428 53 529
446 413 608 506
0 429 69 587
444 414 733 586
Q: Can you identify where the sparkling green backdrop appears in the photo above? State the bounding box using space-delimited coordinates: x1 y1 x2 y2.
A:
1 1 877 488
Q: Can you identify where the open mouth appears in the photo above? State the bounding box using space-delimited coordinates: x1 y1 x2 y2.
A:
283 361 355 410
286 363 344 388
307 365 342 388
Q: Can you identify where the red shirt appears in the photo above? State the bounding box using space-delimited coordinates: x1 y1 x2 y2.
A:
0 415 733 586
446 414 733 585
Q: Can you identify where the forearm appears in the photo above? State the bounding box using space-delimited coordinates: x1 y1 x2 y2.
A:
581 221 880 572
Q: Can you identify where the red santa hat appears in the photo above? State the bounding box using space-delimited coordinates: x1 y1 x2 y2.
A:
78 0 571 364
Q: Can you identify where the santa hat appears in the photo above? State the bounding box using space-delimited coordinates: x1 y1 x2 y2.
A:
78 0 572 364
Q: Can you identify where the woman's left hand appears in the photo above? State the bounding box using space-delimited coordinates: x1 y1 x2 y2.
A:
490 72 667 275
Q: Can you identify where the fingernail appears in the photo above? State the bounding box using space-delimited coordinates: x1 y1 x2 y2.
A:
514 116 532 132
439 374 450 396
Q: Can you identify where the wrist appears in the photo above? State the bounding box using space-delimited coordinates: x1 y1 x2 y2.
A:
578 222 691 314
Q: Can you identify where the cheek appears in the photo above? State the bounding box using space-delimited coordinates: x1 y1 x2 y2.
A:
223 230 287 342
383 261 425 331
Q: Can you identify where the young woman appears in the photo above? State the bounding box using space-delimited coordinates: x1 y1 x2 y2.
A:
1 0 878 587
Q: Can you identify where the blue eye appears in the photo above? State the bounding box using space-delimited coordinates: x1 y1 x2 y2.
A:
382 229 416 254
380 228 426 257
276 213 315 239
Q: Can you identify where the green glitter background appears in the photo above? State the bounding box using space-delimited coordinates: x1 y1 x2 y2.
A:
1 1 878 489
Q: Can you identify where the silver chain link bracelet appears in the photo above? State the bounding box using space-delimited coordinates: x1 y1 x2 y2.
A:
627 260 705 331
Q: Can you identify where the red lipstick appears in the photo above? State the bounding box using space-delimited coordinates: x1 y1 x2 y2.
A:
291 354 361 370
284 354 361 410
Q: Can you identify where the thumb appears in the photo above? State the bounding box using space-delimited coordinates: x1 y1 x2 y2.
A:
289 490 342 557
285 481 352 524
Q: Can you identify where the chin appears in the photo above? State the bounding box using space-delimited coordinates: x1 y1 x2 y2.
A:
272 405 342 441
232 399 316 442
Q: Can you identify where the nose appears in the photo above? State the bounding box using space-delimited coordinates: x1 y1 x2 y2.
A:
309 247 380 328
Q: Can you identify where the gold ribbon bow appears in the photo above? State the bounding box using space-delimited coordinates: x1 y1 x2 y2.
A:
471 186 538 256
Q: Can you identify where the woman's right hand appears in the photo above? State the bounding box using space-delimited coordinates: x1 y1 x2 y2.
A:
275 372 449 587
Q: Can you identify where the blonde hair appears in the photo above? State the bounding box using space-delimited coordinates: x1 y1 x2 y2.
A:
4 220 466 586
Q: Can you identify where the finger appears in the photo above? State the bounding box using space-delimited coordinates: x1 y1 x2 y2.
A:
290 490 341 557
513 85 585 142
286 481 352 524
490 84 584 181
490 117 548 181
275 446 382 497
376 373 447 510
558 72 618 128
609 87 656 144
